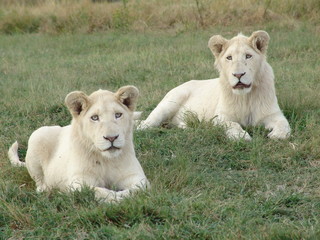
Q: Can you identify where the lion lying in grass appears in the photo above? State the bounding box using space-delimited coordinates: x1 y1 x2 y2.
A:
8 86 149 202
138 31 291 140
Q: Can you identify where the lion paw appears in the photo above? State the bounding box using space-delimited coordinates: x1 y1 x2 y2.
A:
242 132 252 141
136 120 150 130
268 128 290 139
95 188 131 203
227 129 252 141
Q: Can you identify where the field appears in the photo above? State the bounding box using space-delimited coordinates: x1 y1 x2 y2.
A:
1 1 320 239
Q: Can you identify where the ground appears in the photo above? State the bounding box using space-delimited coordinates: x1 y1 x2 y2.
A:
0 24 320 239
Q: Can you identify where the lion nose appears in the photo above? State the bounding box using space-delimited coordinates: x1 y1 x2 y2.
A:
103 135 119 143
233 72 246 80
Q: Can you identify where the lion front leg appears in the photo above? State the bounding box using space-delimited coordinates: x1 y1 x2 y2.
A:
69 181 131 203
137 89 188 130
94 176 149 203
263 113 291 139
138 101 180 129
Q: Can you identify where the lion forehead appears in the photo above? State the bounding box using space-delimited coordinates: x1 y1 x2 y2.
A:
89 90 115 104
223 39 255 57
86 92 127 113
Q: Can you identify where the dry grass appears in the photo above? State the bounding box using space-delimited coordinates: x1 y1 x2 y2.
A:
0 0 319 34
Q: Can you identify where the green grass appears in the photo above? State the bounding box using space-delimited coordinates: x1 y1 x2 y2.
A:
1 23 320 239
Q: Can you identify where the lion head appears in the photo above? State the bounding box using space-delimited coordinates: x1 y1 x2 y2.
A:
208 31 270 95
65 86 139 159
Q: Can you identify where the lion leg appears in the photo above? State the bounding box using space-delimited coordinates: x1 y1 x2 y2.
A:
263 113 291 139
8 141 47 191
68 181 128 203
26 161 47 192
26 127 55 192
138 100 184 129
25 153 47 192
95 175 149 202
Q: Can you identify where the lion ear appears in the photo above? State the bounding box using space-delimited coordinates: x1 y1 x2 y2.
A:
249 30 270 54
65 91 90 117
115 85 139 111
208 35 228 58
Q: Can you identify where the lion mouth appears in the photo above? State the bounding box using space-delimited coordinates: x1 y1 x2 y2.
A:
233 82 251 89
103 146 120 152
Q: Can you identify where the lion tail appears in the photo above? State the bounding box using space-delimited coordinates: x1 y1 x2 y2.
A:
8 141 26 167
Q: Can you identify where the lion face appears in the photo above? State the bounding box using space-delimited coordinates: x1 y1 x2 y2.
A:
65 86 139 159
208 31 270 95
81 93 132 158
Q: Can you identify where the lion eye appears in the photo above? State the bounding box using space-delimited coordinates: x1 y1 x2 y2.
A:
226 55 232 61
246 54 252 59
91 115 99 121
115 113 122 119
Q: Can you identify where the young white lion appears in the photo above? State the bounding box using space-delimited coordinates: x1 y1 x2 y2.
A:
8 86 149 202
138 31 290 140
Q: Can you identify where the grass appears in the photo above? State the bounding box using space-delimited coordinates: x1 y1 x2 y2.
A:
1 21 320 238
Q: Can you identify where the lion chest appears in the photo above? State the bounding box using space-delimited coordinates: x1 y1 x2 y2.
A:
233 104 255 126
219 98 262 127
42 143 125 190
67 158 125 189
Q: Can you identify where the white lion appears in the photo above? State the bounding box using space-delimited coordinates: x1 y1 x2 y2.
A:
138 31 290 140
8 86 149 202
